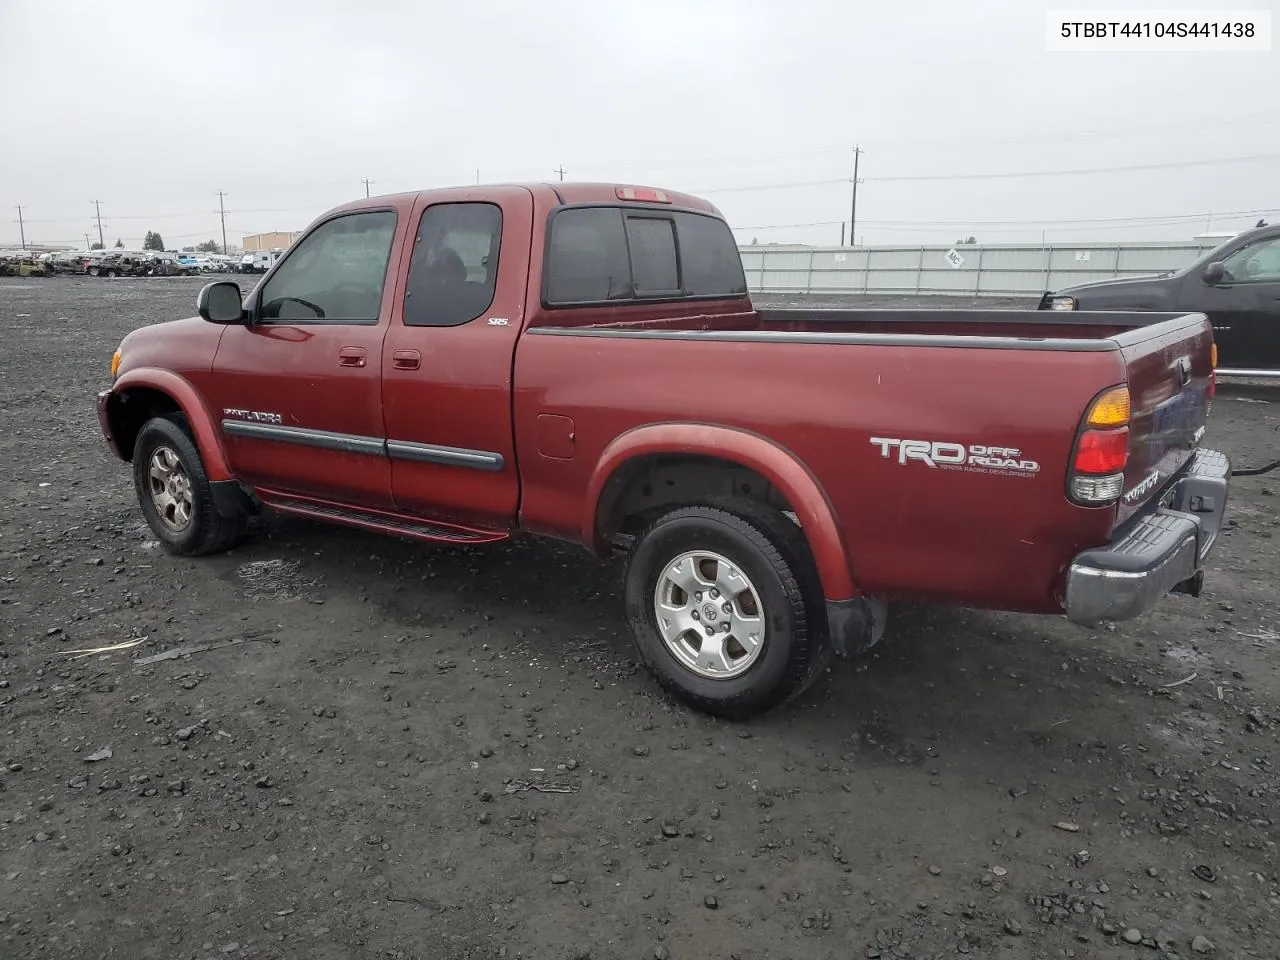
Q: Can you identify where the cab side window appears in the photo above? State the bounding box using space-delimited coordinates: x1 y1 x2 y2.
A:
258 211 397 324
403 202 503 327
1223 237 1280 283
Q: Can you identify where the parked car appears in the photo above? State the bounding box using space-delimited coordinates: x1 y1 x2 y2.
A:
1040 222 1280 378
87 253 149 277
145 253 200 276
0 251 49 277
42 251 91 275
96 182 1230 718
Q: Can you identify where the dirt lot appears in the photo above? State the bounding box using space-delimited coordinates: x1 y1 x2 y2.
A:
1 276 1278 960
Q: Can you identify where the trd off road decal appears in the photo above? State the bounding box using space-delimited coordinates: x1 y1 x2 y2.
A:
870 437 1040 478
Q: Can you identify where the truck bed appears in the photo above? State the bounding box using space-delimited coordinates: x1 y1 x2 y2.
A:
538 307 1197 347
754 307 1189 342
518 305 1215 613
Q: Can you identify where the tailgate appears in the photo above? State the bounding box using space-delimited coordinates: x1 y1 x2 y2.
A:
1114 314 1215 528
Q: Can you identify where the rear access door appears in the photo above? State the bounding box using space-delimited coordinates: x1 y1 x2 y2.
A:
380 186 535 531
1112 313 1215 528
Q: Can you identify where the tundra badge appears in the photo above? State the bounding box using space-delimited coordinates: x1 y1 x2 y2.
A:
223 408 283 425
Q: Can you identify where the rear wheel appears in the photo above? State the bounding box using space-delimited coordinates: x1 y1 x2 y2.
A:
623 498 829 719
133 416 246 556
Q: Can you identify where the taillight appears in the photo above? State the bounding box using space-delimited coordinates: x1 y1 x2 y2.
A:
1074 428 1128 473
1069 385 1130 506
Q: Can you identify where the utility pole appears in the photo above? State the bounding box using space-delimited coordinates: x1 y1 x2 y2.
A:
362 178 373 198
215 191 229 254
848 146 863 248
83 233 91 251
15 206 25 250
554 165 566 182
92 200 105 249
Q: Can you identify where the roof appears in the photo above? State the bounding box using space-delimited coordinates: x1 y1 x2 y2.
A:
320 181 724 220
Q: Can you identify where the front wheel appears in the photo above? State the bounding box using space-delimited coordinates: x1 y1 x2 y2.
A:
132 416 246 556
623 499 829 719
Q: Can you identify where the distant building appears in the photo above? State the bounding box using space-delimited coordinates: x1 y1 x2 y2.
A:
242 231 299 251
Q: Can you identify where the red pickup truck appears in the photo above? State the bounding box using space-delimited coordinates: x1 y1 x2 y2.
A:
97 182 1231 718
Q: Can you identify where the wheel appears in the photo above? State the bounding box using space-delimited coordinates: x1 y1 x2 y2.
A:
104 269 117 278
623 498 830 719
132 416 246 556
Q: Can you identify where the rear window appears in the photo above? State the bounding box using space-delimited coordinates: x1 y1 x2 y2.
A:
545 206 746 306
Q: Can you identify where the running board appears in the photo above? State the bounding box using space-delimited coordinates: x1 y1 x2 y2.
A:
258 491 509 545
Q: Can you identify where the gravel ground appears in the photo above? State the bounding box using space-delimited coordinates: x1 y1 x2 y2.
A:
1 276 1278 960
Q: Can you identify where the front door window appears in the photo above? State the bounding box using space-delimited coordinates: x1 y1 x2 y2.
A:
258 211 397 324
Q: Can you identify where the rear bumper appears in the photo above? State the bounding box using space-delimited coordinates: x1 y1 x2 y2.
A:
1064 448 1230 626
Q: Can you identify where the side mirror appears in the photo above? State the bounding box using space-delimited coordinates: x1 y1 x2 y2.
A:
1202 261 1226 285
197 281 246 324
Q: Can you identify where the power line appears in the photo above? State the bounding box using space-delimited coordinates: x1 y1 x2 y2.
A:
525 111 1280 181
866 151 1280 183
16 147 1278 227
19 205 324 225
733 207 1280 231
729 206 1280 234
690 150 1280 195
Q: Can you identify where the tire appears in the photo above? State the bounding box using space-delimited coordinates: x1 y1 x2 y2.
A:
132 415 246 557
623 498 830 719
104 269 117 278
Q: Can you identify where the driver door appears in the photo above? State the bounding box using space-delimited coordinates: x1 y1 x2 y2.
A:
208 206 409 508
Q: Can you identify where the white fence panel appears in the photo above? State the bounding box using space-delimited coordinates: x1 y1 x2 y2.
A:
738 241 1220 297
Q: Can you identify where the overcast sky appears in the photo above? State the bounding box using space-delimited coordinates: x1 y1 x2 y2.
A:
1 0 1275 250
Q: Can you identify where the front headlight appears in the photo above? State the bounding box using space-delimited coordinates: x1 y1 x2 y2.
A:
1048 296 1077 311
110 348 122 379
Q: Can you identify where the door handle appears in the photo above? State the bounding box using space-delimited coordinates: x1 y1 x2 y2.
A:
392 349 421 370
338 346 367 368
